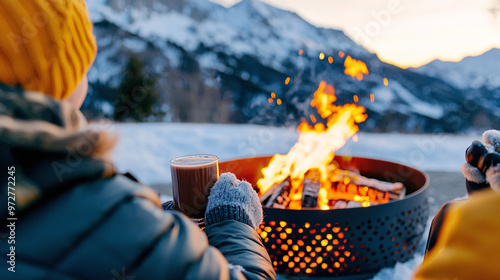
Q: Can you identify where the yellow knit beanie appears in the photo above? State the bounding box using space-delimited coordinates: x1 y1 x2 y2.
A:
0 0 97 100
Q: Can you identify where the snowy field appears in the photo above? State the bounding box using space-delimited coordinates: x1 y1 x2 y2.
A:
110 123 477 280
111 123 479 186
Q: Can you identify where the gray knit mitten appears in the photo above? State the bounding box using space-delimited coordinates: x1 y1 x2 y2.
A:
205 173 263 230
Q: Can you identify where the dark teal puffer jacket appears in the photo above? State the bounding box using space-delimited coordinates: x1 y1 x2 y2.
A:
0 86 276 280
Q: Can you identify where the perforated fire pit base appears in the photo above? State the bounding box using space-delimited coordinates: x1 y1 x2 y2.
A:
220 155 429 278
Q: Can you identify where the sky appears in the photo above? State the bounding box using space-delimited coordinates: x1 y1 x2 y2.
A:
212 0 500 68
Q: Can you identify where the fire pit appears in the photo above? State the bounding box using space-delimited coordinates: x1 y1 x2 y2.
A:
220 155 429 279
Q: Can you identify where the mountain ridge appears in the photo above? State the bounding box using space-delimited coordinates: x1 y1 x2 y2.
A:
83 0 500 133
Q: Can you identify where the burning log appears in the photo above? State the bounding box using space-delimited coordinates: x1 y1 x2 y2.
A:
348 171 406 199
260 178 291 209
348 171 404 192
301 169 321 208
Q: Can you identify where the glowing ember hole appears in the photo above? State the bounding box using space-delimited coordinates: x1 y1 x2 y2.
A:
299 49 303 55
334 262 341 268
294 267 300 273
344 251 351 257
311 252 316 257
319 52 325 60
311 240 317 245
338 51 345 58
277 99 282 105
333 239 339 245
326 234 333 240
298 251 305 257
283 255 289 262
260 232 267 239
285 228 292 234
265 227 272 232
370 94 375 103
288 262 295 268
383 78 389 86
300 262 306 269
328 56 333 64
311 263 317 268
334 251 340 257
287 239 293 245
271 245 276 249
322 263 328 269
305 223 311 228
293 245 299 251
280 233 287 239
281 244 288 250
294 257 300 263
298 229 304 234
339 257 345 263
288 251 294 257
321 240 328 247
269 221 276 226
285 77 291 85
298 240 304 246
353 95 359 102
306 268 312 274
305 257 311 263
306 246 312 252
326 245 333 251
280 221 287 227
333 227 341 233
268 98 273 103
315 247 322 253
338 232 345 238
271 92 276 98
317 256 323 263
315 235 321 240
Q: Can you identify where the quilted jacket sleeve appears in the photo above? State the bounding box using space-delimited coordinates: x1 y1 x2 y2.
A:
0 175 275 280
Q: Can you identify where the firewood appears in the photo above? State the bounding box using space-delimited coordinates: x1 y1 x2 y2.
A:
263 178 291 208
348 171 405 193
332 200 347 209
346 201 362 208
301 169 321 208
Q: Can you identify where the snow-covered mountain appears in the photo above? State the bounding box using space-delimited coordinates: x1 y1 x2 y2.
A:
412 48 500 90
83 0 500 133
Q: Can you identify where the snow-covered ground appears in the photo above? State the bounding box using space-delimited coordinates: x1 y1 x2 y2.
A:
111 123 479 186
110 123 476 280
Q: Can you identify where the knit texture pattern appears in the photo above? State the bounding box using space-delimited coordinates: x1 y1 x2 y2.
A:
205 173 263 230
0 0 97 99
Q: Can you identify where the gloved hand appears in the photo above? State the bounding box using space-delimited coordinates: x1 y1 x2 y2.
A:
204 173 263 230
463 130 500 194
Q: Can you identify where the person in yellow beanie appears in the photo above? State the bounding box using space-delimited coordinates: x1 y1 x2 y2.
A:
0 1 275 279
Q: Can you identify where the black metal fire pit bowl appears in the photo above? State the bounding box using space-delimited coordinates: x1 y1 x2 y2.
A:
219 155 429 279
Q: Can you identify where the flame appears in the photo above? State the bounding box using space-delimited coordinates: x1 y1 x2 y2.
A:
319 52 325 60
344 56 369 81
383 78 389 86
257 81 368 210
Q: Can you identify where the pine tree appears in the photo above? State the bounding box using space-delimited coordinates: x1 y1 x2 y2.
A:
113 55 159 122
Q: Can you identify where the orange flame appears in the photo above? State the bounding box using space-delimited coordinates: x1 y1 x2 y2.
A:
257 81 368 210
344 56 369 81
